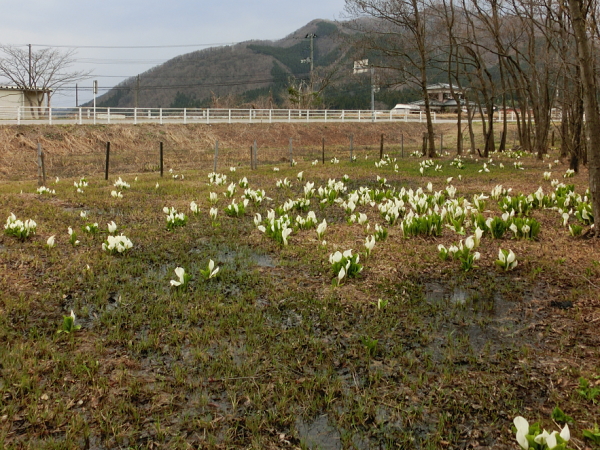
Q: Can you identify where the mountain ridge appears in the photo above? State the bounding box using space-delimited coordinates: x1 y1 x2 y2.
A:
94 19 358 109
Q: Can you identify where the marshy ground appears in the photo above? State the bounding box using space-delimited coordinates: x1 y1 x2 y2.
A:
0 143 599 449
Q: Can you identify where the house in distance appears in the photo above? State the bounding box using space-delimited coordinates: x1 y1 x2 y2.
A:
410 83 464 113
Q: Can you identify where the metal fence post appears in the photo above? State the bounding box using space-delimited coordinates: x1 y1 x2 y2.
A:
214 141 219 172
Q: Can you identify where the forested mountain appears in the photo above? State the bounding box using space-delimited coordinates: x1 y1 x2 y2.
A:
93 19 412 110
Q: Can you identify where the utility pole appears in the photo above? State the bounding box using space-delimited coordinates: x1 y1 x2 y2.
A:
300 33 317 108
305 33 317 92
75 84 78 107
370 67 380 122
371 67 375 122
135 75 140 108
93 80 98 125
28 44 32 88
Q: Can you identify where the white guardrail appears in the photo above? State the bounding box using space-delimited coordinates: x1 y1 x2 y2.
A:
0 107 442 125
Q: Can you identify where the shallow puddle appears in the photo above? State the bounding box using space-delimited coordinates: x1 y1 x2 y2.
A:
425 282 473 306
423 281 533 357
217 248 276 268
295 415 341 450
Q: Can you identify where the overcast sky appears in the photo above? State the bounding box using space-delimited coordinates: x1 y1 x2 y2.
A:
1 0 348 107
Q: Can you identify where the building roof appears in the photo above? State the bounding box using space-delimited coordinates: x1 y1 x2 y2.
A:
410 99 448 107
410 98 473 109
0 85 51 93
392 103 420 110
426 83 461 91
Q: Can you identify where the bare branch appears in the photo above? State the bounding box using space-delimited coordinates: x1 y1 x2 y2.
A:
0 45 92 106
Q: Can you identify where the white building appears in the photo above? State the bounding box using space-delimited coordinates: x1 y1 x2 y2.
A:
0 85 51 119
392 103 420 113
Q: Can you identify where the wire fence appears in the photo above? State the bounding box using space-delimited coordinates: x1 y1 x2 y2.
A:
23 138 430 184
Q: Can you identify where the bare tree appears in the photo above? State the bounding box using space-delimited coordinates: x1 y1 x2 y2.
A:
286 63 345 109
344 0 441 157
0 45 90 107
566 0 600 233
438 0 467 155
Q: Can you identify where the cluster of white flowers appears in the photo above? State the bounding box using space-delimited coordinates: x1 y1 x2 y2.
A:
490 184 512 200
316 219 327 240
364 235 376 256
102 235 133 254
450 156 465 169
74 177 88 193
113 177 130 189
4 213 37 239
208 172 227 186
224 198 249 217
164 207 187 230
244 188 269 205
68 227 79 246
107 221 117 233
255 210 293 246
276 178 292 189
170 267 188 287
329 249 363 285
496 249 518 271
200 259 220 279
224 183 237 198
378 198 405 225
348 212 368 225
36 186 55 195
375 159 388 168
514 416 569 450
295 211 318 230
74 178 88 189
303 181 315 199
83 223 99 234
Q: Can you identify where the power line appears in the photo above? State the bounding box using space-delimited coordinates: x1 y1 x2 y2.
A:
77 58 170 65
92 72 280 78
25 36 308 49
26 42 241 49
55 75 307 92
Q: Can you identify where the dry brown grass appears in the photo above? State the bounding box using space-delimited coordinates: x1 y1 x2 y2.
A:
0 122 479 181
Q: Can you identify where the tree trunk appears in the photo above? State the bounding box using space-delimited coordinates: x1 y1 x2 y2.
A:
568 0 600 232
498 62 508 152
421 77 436 158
